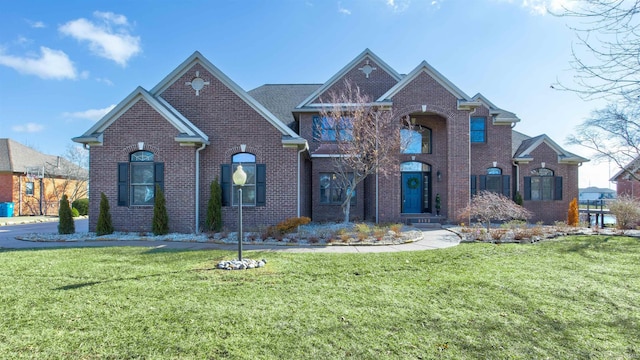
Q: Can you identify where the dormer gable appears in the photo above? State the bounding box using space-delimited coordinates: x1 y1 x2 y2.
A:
377 60 481 110
513 133 588 165
472 93 520 125
72 86 209 147
296 48 401 108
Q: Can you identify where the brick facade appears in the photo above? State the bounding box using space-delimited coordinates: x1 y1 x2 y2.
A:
75 50 586 232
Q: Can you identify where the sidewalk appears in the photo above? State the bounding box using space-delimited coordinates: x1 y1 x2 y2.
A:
0 215 60 226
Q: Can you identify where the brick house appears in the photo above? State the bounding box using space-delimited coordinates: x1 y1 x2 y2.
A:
73 50 587 233
611 158 640 199
0 138 88 216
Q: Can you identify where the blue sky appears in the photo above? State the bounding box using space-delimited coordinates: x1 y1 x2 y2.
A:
0 0 614 188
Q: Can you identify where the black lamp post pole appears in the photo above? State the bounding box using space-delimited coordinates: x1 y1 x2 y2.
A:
238 186 243 261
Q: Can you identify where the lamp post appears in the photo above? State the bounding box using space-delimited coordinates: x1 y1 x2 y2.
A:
232 165 247 261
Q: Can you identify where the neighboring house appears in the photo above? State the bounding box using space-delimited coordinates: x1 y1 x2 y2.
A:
0 138 88 216
610 158 640 199
579 187 616 201
73 50 588 233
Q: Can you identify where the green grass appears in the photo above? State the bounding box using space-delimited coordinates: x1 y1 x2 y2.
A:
1 236 639 359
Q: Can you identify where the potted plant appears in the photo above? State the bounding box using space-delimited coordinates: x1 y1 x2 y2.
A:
435 193 441 216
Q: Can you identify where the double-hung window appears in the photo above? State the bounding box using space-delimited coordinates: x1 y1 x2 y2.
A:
470 117 486 143
319 173 356 205
525 168 562 201
220 152 266 207
118 151 164 206
313 116 353 141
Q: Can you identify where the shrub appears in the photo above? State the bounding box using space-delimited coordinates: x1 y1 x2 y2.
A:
71 207 80 217
514 192 523 206
205 177 222 232
96 192 114 236
568 197 579 226
72 198 89 216
152 185 169 236
458 191 532 231
609 195 640 231
58 194 75 234
275 217 311 234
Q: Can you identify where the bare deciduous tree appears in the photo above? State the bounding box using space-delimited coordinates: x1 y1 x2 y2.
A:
555 0 640 101
44 145 89 205
458 191 532 230
319 81 410 223
566 103 640 180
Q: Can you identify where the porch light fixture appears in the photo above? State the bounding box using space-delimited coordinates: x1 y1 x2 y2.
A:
233 165 247 261
437 170 442 182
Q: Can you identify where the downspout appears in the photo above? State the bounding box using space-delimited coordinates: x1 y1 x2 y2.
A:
195 143 207 233
468 107 478 224
297 141 309 218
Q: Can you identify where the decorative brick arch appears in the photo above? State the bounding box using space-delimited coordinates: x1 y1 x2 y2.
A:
224 145 263 163
394 104 456 121
118 143 163 161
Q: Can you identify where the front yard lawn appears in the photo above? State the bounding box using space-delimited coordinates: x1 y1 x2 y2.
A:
0 235 638 359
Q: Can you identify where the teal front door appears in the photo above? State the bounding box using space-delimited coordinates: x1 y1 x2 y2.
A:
402 172 422 213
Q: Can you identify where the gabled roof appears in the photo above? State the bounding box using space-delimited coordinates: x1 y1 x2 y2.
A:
472 93 521 124
248 84 321 126
75 51 307 148
296 48 402 108
512 133 589 164
0 138 87 178
72 86 209 146
151 51 304 142
377 60 480 110
610 157 640 181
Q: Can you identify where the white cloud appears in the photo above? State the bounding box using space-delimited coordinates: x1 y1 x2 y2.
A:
59 11 141 66
500 0 575 15
96 77 114 86
386 0 411 12
0 46 77 79
12 122 44 133
27 20 46 28
338 2 352 14
62 104 116 122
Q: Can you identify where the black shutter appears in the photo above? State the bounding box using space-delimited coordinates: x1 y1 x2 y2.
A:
523 176 531 201
312 116 320 141
470 175 477 196
479 175 487 191
154 162 164 192
117 163 129 206
221 164 230 206
502 175 510 197
256 164 266 207
554 176 563 200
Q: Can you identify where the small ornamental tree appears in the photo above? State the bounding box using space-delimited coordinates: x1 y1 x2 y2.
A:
96 192 114 236
609 195 640 231
205 177 222 232
152 185 169 235
568 197 579 227
58 194 75 234
458 191 532 231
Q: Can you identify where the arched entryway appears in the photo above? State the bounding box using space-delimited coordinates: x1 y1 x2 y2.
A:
401 161 432 214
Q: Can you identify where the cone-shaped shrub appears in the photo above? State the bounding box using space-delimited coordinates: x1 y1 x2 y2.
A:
96 192 114 236
58 194 75 234
152 185 169 235
568 197 579 226
205 177 222 232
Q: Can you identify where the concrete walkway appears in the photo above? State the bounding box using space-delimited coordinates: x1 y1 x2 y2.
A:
0 216 461 252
